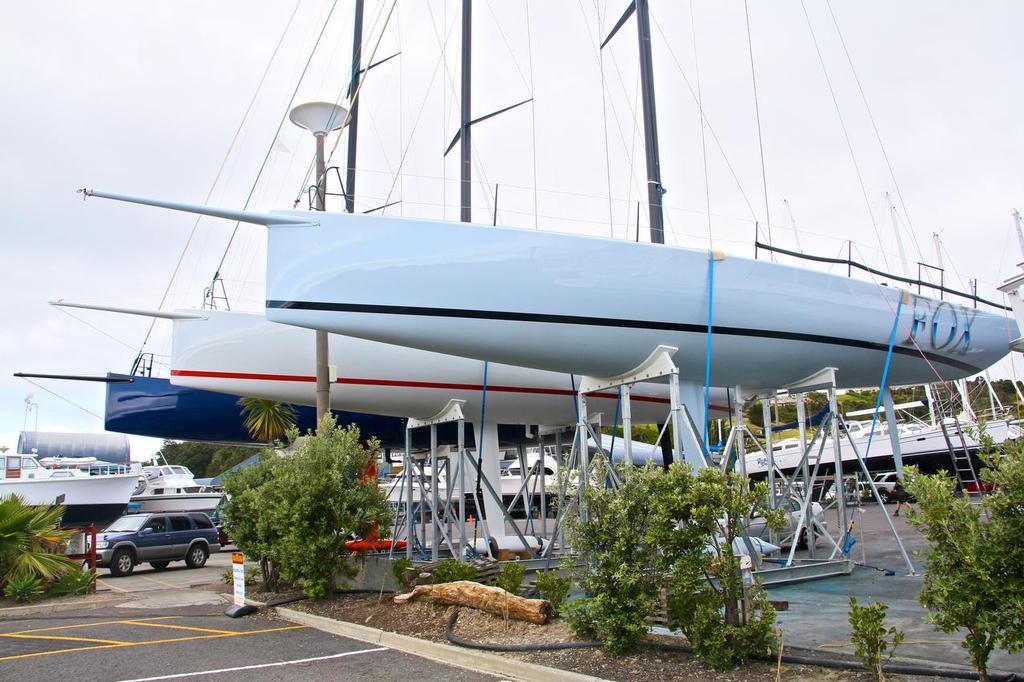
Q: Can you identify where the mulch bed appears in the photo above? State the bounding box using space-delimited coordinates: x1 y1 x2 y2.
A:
288 592 940 681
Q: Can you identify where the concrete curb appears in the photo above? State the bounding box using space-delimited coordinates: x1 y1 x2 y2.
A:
277 606 607 682
0 592 126 618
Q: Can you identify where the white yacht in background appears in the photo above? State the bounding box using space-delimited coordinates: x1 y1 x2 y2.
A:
744 417 1019 476
0 452 138 527
130 464 223 514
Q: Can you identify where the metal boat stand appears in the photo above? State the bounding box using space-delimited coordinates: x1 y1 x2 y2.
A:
540 345 712 558
394 399 543 563
390 399 471 561
734 368 916 581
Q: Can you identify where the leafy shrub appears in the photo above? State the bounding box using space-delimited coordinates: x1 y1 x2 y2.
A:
4 573 44 602
564 461 665 655
659 466 784 670
391 557 413 587
534 570 570 612
849 597 904 682
49 569 94 596
223 417 393 600
566 460 783 665
431 559 477 584
496 561 526 595
905 438 1024 682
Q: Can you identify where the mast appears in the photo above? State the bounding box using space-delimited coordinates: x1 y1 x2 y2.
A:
345 0 364 214
460 0 472 223
636 0 665 244
602 0 665 244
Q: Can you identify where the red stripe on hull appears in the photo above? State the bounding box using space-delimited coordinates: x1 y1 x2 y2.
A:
170 368 728 411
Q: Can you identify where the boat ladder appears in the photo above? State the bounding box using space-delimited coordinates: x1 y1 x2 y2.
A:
937 413 984 503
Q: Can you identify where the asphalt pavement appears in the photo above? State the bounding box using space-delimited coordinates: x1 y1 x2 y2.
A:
0 601 501 681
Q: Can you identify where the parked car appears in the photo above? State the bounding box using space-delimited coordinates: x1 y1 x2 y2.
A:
97 512 221 576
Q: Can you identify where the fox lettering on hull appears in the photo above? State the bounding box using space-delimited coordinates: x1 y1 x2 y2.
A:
904 294 975 353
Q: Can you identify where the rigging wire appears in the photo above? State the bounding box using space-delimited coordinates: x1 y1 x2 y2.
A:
17 378 103 421
799 0 891 273
525 0 539 229
132 0 302 356
824 0 925 263
55 307 139 353
690 0 712 248
649 12 758 221
379 10 459 213
214 0 340 289
743 0 774 257
591 0 616 238
576 0 647 236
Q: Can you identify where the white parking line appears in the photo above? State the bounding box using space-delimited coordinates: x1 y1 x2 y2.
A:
117 647 389 681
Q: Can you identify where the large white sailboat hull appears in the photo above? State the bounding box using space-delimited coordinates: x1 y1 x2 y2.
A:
265 213 1015 387
171 311 730 425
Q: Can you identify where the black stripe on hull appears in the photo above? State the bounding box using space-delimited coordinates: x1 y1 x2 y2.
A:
266 300 982 375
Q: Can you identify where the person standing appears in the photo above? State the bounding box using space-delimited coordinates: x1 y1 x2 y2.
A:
892 479 913 516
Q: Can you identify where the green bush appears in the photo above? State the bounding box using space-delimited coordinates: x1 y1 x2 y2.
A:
49 569 94 596
658 465 784 670
905 438 1024 682
848 597 904 682
222 417 393 600
432 559 477 584
4 573 44 602
496 561 526 595
565 460 783 666
391 557 413 587
564 462 665 655
534 570 570 612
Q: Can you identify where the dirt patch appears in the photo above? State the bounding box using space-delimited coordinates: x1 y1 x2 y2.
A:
289 592 941 681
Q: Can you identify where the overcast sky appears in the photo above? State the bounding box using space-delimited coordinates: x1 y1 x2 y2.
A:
1 1 1022 458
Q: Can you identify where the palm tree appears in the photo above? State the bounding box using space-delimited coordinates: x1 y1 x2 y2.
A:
0 495 77 583
238 397 297 444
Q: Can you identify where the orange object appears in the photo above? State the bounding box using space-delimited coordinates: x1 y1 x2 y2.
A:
344 539 407 552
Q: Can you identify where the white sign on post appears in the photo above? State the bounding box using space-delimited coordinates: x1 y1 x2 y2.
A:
232 552 246 606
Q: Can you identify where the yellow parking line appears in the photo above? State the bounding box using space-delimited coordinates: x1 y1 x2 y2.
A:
137 575 180 590
5 616 179 635
97 579 129 593
2 633 128 645
120 621 237 635
0 625 307 663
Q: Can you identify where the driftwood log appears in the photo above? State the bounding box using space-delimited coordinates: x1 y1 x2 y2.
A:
393 580 553 624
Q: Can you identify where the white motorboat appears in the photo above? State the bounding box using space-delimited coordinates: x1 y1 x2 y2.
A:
130 465 223 514
744 417 1019 476
0 452 138 527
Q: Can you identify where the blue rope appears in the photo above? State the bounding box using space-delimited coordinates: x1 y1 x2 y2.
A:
703 252 716 448
862 294 905 462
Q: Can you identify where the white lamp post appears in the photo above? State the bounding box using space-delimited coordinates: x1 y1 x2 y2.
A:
289 102 349 425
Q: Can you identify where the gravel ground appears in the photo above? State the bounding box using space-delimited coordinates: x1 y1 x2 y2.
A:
290 592 945 681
